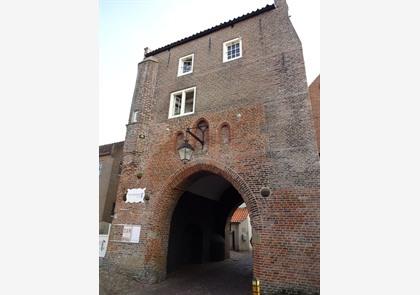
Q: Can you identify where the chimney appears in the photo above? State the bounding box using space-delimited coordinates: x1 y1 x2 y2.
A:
274 0 287 9
273 0 289 17
144 47 150 57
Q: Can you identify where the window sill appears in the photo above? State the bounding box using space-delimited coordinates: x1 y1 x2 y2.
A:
177 71 193 77
126 122 139 126
168 112 195 120
223 55 242 63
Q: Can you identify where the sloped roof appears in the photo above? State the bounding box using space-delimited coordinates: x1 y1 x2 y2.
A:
231 207 249 223
99 141 124 156
99 143 113 156
309 74 320 90
145 4 275 57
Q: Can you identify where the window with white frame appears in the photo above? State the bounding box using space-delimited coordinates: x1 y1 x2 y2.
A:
131 110 139 123
178 54 194 76
223 38 242 62
168 87 196 118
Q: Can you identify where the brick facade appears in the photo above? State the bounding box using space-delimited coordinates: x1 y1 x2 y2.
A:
106 1 320 294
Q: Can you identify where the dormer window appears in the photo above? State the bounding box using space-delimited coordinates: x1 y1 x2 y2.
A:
223 38 242 62
178 54 194 76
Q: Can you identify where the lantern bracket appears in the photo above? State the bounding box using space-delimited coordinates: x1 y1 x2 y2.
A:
185 126 206 148
177 125 208 164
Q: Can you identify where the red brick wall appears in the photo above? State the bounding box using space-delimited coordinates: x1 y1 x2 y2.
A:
107 1 319 294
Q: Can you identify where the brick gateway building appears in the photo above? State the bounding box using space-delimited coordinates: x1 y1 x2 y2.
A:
105 1 320 294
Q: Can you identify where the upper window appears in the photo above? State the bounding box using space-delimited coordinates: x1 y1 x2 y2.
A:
168 87 196 119
223 38 242 62
131 110 139 123
178 54 194 76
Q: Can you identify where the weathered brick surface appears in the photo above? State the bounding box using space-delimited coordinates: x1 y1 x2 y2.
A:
106 1 319 294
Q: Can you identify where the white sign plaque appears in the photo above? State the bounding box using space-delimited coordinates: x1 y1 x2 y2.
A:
121 225 141 243
126 188 146 203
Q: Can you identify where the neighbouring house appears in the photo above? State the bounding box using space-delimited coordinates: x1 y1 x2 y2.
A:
230 205 252 252
309 75 320 153
99 141 124 234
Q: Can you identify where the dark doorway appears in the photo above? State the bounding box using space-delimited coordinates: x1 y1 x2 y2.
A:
232 231 236 250
185 224 203 264
166 171 246 274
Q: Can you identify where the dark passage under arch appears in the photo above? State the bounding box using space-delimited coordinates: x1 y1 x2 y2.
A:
166 171 245 274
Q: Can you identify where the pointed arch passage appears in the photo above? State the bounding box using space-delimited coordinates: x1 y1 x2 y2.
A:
141 159 263 282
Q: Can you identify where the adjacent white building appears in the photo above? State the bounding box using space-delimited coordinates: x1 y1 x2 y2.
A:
230 204 252 252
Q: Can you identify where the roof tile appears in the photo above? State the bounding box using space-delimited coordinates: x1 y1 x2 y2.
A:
231 207 249 223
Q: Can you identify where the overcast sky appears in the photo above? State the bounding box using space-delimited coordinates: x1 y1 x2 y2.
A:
99 0 319 145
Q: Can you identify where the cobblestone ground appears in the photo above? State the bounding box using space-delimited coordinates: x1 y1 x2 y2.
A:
100 251 253 295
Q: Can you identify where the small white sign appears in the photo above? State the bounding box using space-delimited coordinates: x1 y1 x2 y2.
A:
122 226 132 241
121 225 141 243
99 235 109 257
126 188 146 203
131 226 141 242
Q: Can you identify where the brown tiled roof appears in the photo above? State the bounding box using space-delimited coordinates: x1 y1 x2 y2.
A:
99 143 112 156
145 4 275 57
99 141 124 156
231 207 249 223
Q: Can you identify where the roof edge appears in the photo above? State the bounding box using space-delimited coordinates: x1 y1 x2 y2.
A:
144 4 275 58
99 141 125 156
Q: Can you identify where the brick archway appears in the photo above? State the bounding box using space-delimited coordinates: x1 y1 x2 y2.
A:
143 158 262 282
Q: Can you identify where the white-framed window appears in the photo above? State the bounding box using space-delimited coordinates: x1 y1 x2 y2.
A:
177 54 194 76
223 38 242 62
168 87 196 119
131 110 139 123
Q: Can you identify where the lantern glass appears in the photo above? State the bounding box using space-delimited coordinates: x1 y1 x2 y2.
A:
184 146 193 161
178 141 194 163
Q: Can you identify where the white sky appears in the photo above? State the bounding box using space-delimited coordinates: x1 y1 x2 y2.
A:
99 0 319 145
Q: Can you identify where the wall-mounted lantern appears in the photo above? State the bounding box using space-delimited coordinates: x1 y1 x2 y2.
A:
177 125 207 163
178 139 195 164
